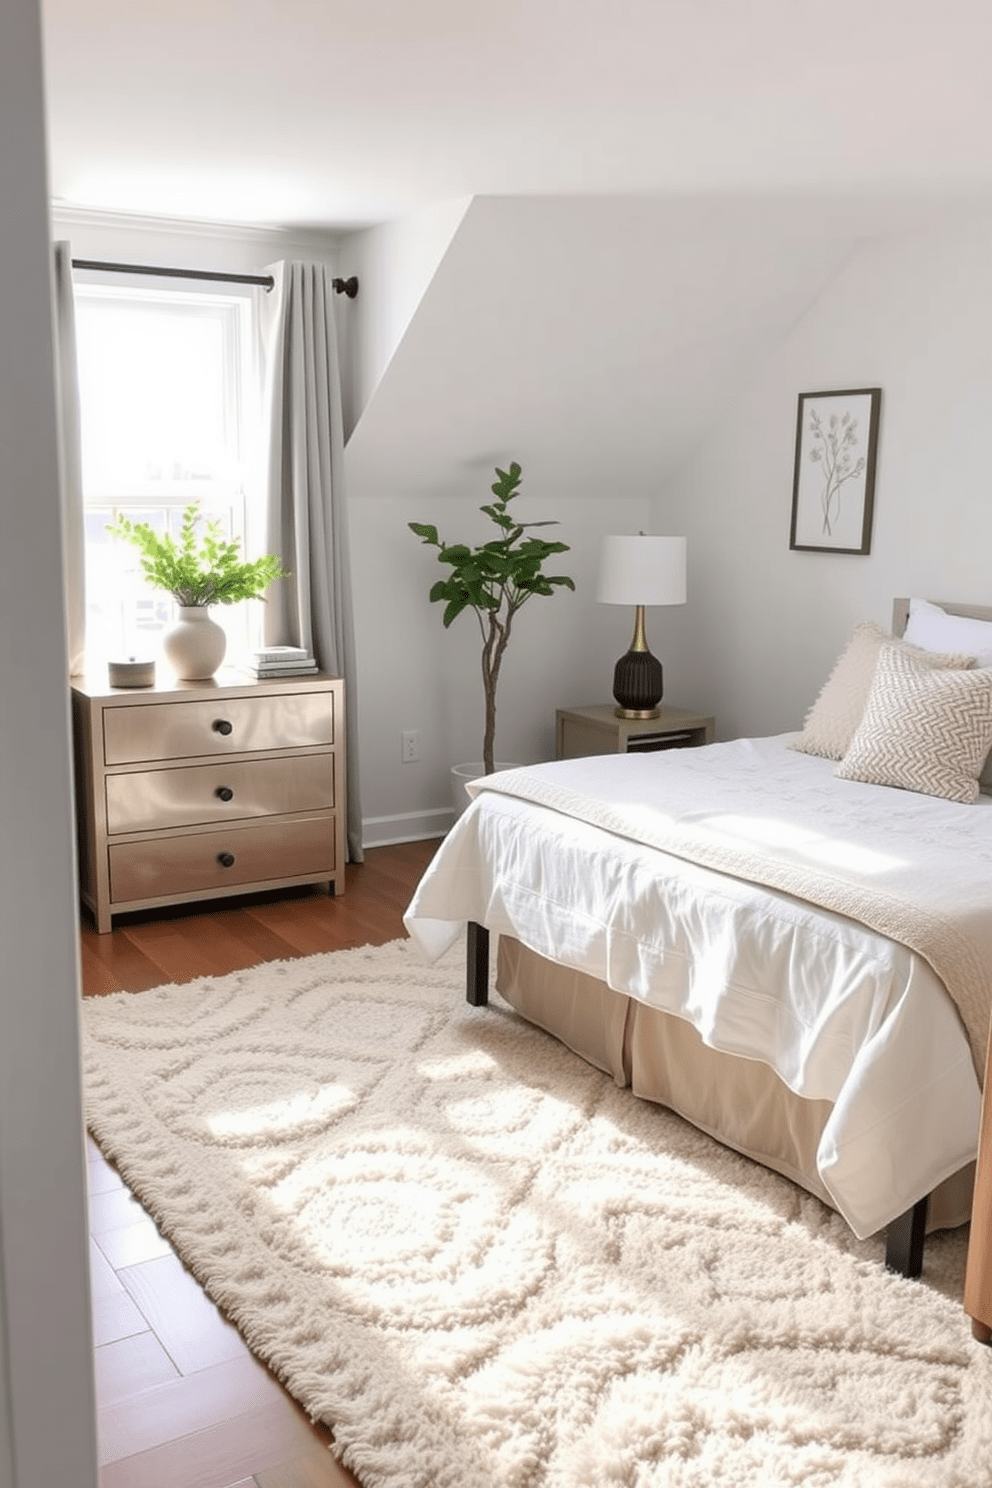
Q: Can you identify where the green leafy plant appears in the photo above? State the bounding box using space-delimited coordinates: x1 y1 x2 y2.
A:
410 461 575 775
107 503 289 608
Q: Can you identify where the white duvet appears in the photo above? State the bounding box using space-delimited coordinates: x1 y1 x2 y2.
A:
404 736 987 1238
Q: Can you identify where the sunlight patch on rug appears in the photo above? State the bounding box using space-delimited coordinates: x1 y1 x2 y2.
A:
81 937 992 1487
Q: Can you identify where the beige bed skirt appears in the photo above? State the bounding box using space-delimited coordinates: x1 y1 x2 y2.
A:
495 937 974 1235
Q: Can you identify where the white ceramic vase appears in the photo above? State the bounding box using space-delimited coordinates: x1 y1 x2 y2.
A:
163 606 227 680
450 762 519 822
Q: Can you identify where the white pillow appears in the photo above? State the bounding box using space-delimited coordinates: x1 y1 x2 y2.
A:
835 645 992 803
791 621 974 762
903 597 992 667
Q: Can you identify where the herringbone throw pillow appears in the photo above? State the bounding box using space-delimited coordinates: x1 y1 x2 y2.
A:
836 643 992 802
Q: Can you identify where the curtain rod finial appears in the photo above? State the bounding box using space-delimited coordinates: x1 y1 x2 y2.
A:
332 275 359 299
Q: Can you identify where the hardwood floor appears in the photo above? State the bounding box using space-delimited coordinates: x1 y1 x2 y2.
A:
80 839 443 1488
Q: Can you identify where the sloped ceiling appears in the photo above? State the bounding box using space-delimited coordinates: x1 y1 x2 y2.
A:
345 195 901 500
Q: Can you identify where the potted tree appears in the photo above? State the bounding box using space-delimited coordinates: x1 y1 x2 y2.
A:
409 462 574 807
107 503 289 680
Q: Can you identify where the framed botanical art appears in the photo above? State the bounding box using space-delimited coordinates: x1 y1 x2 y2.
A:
789 388 881 554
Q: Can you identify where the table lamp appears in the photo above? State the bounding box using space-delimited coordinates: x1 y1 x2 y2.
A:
596 534 687 718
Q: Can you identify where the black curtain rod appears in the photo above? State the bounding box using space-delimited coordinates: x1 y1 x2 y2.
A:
70 258 359 298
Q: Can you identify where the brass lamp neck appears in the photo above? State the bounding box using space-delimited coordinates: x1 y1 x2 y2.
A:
629 604 650 654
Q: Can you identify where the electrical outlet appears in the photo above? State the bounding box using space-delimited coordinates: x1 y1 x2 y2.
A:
401 729 420 763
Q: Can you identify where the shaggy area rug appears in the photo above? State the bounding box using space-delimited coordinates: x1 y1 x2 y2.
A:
81 937 992 1488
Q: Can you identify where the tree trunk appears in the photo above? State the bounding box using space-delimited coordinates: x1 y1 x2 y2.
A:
481 610 512 775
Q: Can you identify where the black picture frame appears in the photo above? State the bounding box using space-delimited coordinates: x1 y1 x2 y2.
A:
789 388 881 555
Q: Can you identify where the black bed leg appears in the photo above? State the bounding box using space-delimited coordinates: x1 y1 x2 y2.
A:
466 921 490 1006
885 1196 928 1278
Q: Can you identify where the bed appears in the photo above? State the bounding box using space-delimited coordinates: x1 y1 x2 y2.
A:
404 599 992 1276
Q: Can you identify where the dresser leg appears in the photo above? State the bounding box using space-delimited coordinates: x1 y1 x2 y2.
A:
971 1318 992 1345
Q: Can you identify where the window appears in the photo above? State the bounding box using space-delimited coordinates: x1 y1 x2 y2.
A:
74 282 261 663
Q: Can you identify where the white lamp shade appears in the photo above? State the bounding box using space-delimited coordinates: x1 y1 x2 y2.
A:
596 535 687 606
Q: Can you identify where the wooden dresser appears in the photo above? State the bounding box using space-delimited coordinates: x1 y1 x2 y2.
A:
70 668 345 933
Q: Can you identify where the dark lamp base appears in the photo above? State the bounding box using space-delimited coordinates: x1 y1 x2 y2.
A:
612 648 664 718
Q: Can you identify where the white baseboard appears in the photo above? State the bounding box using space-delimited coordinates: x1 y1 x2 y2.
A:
362 807 453 848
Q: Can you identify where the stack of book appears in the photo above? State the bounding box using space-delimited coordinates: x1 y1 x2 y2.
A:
245 645 318 678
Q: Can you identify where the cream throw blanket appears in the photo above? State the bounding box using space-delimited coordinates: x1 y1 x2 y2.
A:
468 736 992 1080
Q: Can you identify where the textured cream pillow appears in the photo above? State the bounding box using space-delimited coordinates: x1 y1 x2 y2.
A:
835 644 992 803
791 621 975 761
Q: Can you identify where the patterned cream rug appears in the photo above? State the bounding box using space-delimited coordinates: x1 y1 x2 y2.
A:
81 937 992 1488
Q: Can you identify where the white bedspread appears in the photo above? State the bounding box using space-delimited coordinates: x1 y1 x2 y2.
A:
404 736 986 1238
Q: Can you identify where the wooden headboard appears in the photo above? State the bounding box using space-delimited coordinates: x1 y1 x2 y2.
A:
892 598 992 637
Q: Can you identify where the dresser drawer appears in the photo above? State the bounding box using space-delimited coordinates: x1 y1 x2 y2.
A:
105 753 334 835
108 816 336 904
103 691 334 765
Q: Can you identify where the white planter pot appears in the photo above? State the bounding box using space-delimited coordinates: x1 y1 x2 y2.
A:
450 762 519 822
163 606 227 680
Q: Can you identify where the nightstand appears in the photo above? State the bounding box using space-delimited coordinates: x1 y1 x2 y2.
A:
555 704 715 759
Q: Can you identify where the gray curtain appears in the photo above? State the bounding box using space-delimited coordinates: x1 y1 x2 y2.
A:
261 261 363 862
52 242 86 676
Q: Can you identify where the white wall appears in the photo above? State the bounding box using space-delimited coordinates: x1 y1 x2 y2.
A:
655 209 992 744
339 196 471 439
345 194 880 843
0 0 99 1483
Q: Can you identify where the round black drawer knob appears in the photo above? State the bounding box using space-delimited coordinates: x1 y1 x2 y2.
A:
217 852 236 868
215 786 234 802
213 719 233 736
